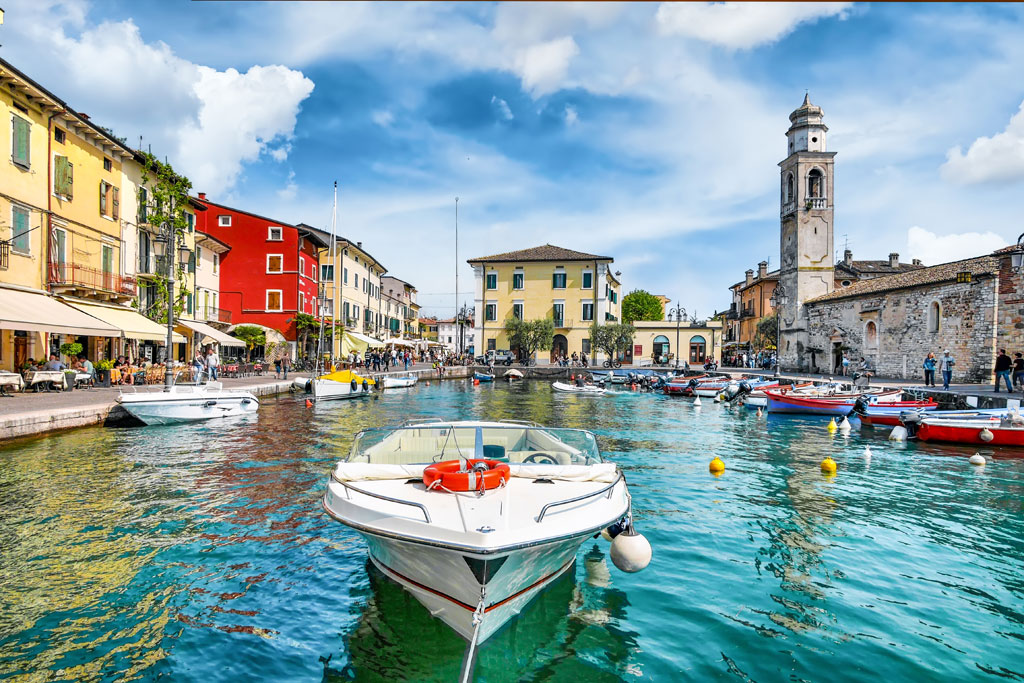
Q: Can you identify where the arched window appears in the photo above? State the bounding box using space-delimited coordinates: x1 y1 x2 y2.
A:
689 335 707 363
807 168 824 198
864 321 878 349
785 173 794 203
653 335 670 360
928 302 941 333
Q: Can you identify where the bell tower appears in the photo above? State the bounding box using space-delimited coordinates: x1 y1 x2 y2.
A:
778 94 836 371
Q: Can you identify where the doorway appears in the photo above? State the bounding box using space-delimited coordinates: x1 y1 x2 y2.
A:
551 334 568 363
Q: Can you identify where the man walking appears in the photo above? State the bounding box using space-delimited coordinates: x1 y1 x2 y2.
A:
1014 352 1024 391
939 350 955 391
994 348 1012 392
206 347 220 381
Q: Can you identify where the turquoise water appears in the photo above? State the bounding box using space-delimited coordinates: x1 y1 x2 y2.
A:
1 381 1022 681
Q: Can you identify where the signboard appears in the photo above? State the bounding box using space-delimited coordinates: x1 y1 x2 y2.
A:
956 272 972 283
634 344 643 356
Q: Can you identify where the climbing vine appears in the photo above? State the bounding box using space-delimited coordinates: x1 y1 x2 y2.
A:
138 152 192 324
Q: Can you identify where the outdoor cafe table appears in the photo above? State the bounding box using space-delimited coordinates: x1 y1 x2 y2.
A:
24 370 67 391
0 371 25 396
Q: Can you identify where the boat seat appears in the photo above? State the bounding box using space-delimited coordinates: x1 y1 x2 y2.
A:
483 444 507 461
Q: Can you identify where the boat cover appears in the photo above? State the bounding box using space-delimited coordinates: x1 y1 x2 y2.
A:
318 369 376 385
333 462 618 483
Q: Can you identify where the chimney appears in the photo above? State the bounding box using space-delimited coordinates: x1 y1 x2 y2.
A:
843 249 853 267
357 241 363 249
198 192 206 200
889 252 899 268
757 261 768 278
745 269 754 286
912 258 922 266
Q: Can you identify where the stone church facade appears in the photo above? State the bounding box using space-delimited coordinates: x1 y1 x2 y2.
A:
776 96 1018 381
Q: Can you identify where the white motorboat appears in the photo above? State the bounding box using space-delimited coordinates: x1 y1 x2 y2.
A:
321 420 650 667
117 381 259 425
504 368 524 382
312 369 376 401
551 381 607 395
381 375 418 389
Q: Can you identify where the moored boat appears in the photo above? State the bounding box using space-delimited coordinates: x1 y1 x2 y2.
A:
916 417 1024 446
765 389 904 415
381 375 418 389
552 381 607 395
504 369 524 382
313 369 376 401
474 372 495 382
117 381 259 425
851 398 939 426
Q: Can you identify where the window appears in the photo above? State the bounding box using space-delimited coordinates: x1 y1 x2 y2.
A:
841 280 851 287
267 226 282 240
103 157 112 172
865 320 878 348
266 290 282 311
512 272 524 289
353 305 360 320
138 188 148 223
299 291 305 314
54 155 73 198
486 272 497 290
196 246 203 267
186 213 194 232
582 271 593 289
582 338 591 354
552 303 564 325
807 169 824 198
213 254 219 274
267 254 283 273
582 302 594 321
552 271 566 289
487 338 496 351
54 128 65 144
513 303 523 319
785 173 794 203
343 267 348 284
485 303 497 321
299 256 306 278
218 215 232 227
354 273 359 289
99 182 119 219
929 302 941 334
11 115 30 169
11 205 30 254
321 264 334 281
344 302 350 321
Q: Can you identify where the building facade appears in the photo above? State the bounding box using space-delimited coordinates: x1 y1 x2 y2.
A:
381 275 419 338
468 245 622 363
632 319 723 366
437 317 474 355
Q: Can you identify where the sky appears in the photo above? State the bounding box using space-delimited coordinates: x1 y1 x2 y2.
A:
3 1 1024 318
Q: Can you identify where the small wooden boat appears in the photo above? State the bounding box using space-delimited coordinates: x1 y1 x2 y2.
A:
474 372 495 382
504 369 524 382
853 399 939 426
552 381 607 395
765 389 904 415
916 417 1024 446
742 382 815 408
662 374 709 395
381 375 418 389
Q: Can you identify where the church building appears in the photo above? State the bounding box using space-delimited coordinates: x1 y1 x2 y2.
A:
776 96 1018 382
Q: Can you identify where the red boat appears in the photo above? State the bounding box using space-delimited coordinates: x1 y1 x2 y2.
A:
663 374 709 395
855 400 939 426
765 389 904 415
916 418 1024 446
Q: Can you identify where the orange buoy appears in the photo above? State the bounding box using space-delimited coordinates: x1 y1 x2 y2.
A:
305 399 313 408
473 378 480 386
423 459 510 492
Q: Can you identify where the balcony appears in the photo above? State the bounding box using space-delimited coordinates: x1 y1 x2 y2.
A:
781 200 796 218
199 306 232 325
807 196 827 210
0 240 9 270
48 260 136 300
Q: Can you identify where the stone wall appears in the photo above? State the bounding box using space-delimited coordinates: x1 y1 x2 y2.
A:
995 253 1024 355
803 276 997 382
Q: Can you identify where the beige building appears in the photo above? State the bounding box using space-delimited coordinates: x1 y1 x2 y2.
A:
631 319 723 367
381 275 420 338
468 245 622 363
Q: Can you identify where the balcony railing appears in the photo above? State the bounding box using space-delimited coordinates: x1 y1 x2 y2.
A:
200 306 232 325
781 200 796 217
807 196 827 209
0 240 9 270
48 260 136 296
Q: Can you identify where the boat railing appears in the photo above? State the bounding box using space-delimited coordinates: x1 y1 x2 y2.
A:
333 473 431 523
399 416 449 426
536 471 624 523
497 419 541 427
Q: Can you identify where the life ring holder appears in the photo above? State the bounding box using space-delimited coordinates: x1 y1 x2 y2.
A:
423 459 510 492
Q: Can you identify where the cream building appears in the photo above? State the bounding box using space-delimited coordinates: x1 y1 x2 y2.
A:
468 245 622 363
381 275 419 338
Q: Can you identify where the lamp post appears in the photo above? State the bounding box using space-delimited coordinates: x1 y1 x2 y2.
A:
769 283 788 377
668 301 687 370
152 215 192 390
1012 232 1024 271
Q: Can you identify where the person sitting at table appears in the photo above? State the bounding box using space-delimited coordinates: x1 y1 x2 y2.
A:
44 354 65 371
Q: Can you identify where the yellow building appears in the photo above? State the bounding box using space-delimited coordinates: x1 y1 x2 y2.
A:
630 319 723 367
418 317 439 342
468 245 622 363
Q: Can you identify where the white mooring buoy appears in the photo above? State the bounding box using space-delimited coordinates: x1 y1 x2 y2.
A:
693 396 702 407
889 425 908 441
969 453 986 466
610 526 652 573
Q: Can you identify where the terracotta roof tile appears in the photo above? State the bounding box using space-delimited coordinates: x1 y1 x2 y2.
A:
467 244 612 263
807 254 998 304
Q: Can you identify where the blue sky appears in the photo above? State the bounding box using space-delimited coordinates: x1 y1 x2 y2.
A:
4 2 1024 317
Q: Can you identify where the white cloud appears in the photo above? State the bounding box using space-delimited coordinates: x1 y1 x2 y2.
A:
269 144 292 162
513 36 580 97
371 109 395 127
564 105 579 126
490 96 514 121
656 2 851 49
906 226 1007 265
941 100 1024 185
277 171 298 201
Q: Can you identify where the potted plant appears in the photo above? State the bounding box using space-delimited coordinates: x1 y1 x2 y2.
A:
59 342 82 391
94 359 114 387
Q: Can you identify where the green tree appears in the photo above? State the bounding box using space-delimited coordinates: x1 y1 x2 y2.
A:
138 152 193 326
754 313 777 350
289 313 320 358
503 318 555 361
589 322 636 360
621 290 664 324
233 325 266 361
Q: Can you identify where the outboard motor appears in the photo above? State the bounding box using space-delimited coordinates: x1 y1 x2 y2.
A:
900 410 923 438
722 379 753 404
850 395 870 419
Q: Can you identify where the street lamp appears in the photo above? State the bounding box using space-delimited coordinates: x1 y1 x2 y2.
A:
769 283 788 377
152 223 192 390
1012 231 1024 271
668 301 687 371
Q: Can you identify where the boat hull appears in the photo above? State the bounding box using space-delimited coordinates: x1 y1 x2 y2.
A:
117 393 259 425
313 378 373 401
362 529 592 642
917 420 1024 446
474 372 495 382
552 382 606 395
381 376 418 389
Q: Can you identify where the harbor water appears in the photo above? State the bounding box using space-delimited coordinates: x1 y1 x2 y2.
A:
1 381 1022 681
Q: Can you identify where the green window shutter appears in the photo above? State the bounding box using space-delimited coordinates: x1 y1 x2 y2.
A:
67 161 73 199
54 156 66 195
112 187 119 220
99 181 107 215
138 188 147 222
12 116 31 167
188 251 196 273
12 206 30 253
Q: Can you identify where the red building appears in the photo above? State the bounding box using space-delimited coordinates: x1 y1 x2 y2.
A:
193 194 325 355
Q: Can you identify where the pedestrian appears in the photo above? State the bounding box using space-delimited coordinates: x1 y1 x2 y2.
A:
939 350 955 390
192 349 207 382
404 351 410 371
922 352 936 387
281 355 290 380
994 348 1012 392
206 347 220 381
274 358 281 379
1014 353 1024 391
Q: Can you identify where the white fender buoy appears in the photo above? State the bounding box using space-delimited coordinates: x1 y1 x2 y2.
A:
610 528 652 573
889 425 908 441
693 397 702 407
969 453 986 466
979 428 994 442
756 407 763 417
864 446 872 460
839 416 851 435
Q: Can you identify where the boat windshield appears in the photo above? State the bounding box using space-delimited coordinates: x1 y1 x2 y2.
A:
346 424 603 466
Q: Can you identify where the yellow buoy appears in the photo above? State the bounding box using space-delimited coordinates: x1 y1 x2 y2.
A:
826 418 838 432
821 456 837 474
709 457 725 474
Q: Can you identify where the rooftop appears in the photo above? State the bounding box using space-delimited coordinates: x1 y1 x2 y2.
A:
836 259 926 276
807 254 998 304
467 244 612 263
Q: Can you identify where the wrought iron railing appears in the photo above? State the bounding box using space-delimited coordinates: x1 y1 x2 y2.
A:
48 260 137 296
0 240 9 270
200 306 232 324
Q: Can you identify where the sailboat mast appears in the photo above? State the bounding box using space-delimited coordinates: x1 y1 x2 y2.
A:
316 183 337 375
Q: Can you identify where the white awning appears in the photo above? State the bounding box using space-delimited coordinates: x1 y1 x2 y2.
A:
177 319 246 347
63 299 185 343
382 337 416 347
348 331 384 347
0 286 120 337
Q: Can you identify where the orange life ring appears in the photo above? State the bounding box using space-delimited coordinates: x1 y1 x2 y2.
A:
423 459 510 492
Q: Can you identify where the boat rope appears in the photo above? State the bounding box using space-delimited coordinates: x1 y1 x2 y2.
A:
459 593 487 683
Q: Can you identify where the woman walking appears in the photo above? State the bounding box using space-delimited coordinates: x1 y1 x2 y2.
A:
923 352 937 387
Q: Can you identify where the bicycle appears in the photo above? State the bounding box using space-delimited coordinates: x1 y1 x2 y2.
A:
602 359 622 369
